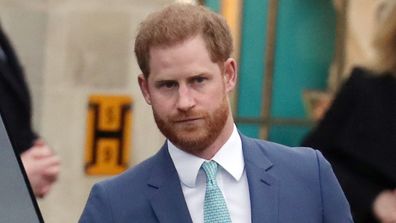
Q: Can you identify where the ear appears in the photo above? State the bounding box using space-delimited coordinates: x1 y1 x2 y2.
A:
138 74 152 105
223 58 238 93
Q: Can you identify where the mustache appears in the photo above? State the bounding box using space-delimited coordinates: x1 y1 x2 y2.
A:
170 111 207 122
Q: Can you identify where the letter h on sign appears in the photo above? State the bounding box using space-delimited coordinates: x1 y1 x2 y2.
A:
84 95 132 175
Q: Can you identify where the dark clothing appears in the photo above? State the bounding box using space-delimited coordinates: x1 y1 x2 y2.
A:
302 67 396 223
0 25 37 154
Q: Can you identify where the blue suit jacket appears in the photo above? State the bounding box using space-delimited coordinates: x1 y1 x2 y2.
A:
79 134 353 222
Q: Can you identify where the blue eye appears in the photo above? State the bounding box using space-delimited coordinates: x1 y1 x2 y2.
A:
157 81 177 89
163 82 176 88
194 76 207 83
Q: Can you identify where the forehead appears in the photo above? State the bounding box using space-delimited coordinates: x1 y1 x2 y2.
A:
148 35 221 80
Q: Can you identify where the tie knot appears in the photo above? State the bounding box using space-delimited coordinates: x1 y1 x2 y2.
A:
202 161 218 185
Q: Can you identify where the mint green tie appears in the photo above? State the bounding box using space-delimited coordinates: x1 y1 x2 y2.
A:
202 161 232 223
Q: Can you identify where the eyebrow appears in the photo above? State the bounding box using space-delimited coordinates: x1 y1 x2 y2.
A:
152 73 209 85
188 73 209 80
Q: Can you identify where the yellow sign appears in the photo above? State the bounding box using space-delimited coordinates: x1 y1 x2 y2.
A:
84 95 132 175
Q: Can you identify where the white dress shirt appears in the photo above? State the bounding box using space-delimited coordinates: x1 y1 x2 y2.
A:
168 125 251 223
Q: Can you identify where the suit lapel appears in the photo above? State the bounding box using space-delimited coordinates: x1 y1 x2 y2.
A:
241 135 279 223
147 144 193 223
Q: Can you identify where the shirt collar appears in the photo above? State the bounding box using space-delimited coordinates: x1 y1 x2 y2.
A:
168 125 244 188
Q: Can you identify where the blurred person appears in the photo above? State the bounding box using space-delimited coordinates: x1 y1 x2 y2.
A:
80 3 353 222
0 22 60 198
302 1 396 222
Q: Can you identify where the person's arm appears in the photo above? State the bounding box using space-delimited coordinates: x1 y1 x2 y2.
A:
21 139 60 198
315 150 354 222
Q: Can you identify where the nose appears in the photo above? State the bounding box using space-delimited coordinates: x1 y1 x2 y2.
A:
176 85 195 112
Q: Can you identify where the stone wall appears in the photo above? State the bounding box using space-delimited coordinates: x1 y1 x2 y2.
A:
0 0 173 222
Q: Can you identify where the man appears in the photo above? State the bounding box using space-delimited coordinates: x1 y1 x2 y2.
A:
0 23 60 198
80 3 353 222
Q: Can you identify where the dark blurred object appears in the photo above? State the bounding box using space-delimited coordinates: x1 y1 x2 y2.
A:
0 23 60 198
302 67 396 222
0 24 37 155
303 1 396 221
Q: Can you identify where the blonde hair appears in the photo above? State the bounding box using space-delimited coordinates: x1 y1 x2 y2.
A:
370 0 396 75
134 3 233 77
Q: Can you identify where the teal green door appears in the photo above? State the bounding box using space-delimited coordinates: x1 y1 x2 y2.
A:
205 0 336 146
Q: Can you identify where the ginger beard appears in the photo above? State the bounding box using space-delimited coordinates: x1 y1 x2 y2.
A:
153 95 229 154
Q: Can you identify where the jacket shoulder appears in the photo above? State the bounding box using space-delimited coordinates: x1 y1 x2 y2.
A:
242 135 327 179
243 136 319 162
79 149 166 223
98 151 159 191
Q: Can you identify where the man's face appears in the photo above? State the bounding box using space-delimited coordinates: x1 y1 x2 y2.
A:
138 35 237 155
